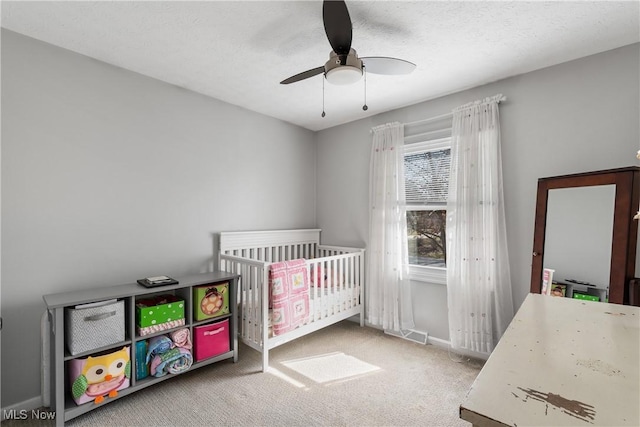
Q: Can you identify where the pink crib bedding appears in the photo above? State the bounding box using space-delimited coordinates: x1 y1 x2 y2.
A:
269 259 310 336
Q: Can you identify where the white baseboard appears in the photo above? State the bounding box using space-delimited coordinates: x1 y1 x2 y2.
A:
427 336 490 361
361 321 489 361
1 396 44 421
426 335 450 348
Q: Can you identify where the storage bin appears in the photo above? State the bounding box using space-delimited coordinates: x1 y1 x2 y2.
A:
136 295 185 328
68 346 130 405
137 318 186 337
193 283 229 321
65 299 125 356
573 292 600 302
193 319 230 362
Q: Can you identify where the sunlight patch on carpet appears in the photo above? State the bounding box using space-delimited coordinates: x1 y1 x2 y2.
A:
267 367 308 389
282 352 381 384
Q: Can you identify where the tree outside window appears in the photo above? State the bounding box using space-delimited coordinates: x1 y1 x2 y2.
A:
407 209 447 267
404 140 451 269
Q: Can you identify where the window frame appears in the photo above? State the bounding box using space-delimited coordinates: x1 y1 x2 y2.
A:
404 136 451 285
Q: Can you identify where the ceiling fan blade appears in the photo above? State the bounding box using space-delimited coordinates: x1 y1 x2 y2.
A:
323 0 352 55
280 66 325 85
361 57 416 75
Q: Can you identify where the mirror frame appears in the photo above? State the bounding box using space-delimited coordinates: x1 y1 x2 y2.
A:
530 167 640 304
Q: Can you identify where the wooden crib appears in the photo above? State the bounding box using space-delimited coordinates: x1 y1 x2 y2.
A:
219 229 365 371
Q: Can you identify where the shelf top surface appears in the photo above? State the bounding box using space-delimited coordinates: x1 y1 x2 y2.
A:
43 271 238 308
460 293 640 426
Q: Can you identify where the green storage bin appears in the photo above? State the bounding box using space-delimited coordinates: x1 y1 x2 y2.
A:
136 296 185 328
573 292 600 302
194 283 229 321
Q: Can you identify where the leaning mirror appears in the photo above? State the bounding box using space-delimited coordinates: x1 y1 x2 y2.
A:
530 167 639 305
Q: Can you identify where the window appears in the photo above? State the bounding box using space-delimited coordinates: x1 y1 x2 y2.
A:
404 137 451 284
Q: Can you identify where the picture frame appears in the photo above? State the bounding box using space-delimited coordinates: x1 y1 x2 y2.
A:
541 268 555 295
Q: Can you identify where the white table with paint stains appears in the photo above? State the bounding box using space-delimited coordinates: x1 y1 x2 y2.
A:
460 293 639 426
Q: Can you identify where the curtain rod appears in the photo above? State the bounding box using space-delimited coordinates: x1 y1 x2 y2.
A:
404 95 507 128
370 95 507 133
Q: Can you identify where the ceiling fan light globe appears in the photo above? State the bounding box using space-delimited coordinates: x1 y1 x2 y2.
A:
325 66 362 85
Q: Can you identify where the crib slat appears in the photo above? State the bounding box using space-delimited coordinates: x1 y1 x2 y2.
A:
248 265 256 343
309 260 317 321
349 255 355 308
333 258 339 313
318 259 325 321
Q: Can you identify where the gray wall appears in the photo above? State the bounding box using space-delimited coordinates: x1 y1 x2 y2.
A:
1 30 316 407
316 43 640 342
2 27 639 410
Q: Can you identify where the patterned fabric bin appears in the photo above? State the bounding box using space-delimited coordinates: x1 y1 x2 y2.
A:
65 300 125 356
193 283 229 321
137 319 186 337
136 295 185 328
68 346 130 405
573 292 600 302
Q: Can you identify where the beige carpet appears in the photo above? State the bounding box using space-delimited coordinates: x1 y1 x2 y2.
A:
5 321 483 427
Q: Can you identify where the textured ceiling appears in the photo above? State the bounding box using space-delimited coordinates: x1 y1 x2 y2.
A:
2 1 639 131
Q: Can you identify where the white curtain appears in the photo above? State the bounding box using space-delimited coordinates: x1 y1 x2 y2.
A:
367 122 415 332
446 94 514 354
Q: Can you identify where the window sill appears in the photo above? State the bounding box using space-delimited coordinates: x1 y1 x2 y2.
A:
408 265 447 285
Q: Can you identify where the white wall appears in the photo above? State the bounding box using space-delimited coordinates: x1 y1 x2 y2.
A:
1 30 316 407
316 43 640 341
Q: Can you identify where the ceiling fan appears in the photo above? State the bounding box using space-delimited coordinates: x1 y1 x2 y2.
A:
280 0 416 86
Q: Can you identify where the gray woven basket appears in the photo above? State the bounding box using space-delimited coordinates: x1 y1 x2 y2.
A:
65 299 125 355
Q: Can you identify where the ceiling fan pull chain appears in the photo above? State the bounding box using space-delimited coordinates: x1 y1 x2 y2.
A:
362 67 368 111
322 77 326 118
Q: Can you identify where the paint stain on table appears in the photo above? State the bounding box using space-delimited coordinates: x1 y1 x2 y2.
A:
515 387 596 423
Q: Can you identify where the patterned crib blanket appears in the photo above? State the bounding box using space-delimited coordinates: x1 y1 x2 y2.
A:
146 335 173 364
145 330 193 377
149 347 193 377
269 259 310 336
